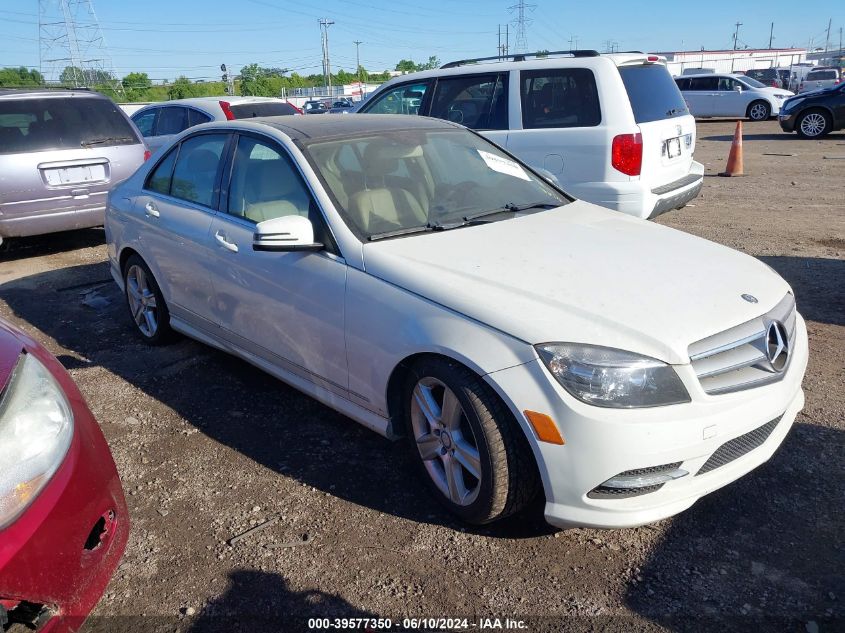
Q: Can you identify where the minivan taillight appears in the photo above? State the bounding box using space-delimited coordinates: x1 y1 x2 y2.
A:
219 100 236 120
611 133 643 176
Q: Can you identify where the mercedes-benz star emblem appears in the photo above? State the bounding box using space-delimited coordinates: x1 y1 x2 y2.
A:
741 294 758 304
765 321 789 372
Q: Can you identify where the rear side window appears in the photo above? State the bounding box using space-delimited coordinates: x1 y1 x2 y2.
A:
188 109 212 126
619 65 689 123
688 77 718 91
520 69 601 129
362 82 430 115
674 78 690 90
0 96 139 155
808 70 837 80
156 107 188 135
149 134 227 208
132 109 156 136
229 102 297 118
429 73 509 130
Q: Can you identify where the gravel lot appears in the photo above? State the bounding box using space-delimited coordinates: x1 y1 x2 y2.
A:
1 119 843 633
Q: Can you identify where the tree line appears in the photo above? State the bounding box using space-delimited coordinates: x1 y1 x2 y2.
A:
0 57 440 102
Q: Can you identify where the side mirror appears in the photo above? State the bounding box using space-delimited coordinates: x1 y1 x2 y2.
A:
253 215 323 252
734 84 743 92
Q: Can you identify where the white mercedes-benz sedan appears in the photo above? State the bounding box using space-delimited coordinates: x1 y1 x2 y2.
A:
105 115 807 529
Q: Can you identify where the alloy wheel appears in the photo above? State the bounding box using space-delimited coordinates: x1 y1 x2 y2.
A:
799 112 827 137
410 377 482 507
749 103 769 120
126 264 159 337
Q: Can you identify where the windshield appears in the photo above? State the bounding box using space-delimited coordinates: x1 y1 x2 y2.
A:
738 76 766 89
304 128 568 240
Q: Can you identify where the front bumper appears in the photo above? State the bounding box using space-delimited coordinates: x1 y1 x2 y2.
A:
0 349 128 633
778 112 798 133
485 313 808 529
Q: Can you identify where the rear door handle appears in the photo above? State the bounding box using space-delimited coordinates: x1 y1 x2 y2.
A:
214 231 239 253
144 201 160 218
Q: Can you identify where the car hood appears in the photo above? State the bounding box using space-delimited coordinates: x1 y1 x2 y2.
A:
761 87 794 97
362 202 791 364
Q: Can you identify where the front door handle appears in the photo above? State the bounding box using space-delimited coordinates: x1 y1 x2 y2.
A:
144 201 160 218
214 231 239 253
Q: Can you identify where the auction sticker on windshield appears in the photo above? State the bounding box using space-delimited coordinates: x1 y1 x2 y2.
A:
477 149 530 181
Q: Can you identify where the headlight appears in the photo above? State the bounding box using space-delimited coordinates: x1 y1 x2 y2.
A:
535 343 690 408
774 94 787 100
783 97 804 111
0 353 74 528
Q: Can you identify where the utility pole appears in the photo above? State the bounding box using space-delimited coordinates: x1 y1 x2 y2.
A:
319 18 334 94
824 17 832 56
768 22 774 49
354 40 362 84
568 35 579 50
732 22 742 50
498 24 510 58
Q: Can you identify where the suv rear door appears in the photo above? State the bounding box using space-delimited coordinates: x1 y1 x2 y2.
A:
0 94 146 236
617 63 695 192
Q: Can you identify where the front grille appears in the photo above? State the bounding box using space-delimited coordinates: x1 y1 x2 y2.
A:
588 462 682 499
688 293 797 395
696 415 783 475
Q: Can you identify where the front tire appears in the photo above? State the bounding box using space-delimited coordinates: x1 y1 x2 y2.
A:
796 109 832 138
123 254 174 345
747 100 771 121
404 357 538 524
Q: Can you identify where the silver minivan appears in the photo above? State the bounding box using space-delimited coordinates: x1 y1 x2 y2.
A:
0 88 148 245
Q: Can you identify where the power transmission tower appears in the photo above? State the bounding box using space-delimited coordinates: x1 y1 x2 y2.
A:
508 0 535 53
38 0 123 97
319 18 335 94
732 21 742 50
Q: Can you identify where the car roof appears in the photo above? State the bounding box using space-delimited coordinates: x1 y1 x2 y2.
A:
138 96 284 108
205 113 459 142
0 87 107 100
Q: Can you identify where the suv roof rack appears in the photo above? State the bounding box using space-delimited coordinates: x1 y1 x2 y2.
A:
441 49 600 69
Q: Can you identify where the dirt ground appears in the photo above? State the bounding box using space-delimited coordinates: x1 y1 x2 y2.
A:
0 119 843 633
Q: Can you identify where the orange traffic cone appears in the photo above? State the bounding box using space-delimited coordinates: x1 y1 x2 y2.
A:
719 121 744 177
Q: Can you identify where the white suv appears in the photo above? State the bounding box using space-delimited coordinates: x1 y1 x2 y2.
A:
357 51 703 220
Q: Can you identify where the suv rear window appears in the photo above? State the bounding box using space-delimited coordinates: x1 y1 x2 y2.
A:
229 102 297 118
618 65 689 123
0 96 139 155
807 70 838 80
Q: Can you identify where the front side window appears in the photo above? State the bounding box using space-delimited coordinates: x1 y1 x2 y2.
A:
362 82 430 115
132 109 157 136
226 136 315 225
429 73 509 130
520 69 600 129
305 128 567 239
156 106 188 136
168 134 227 207
718 77 738 91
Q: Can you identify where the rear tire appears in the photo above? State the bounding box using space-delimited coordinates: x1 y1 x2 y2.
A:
795 109 832 138
123 254 174 345
403 357 538 524
747 100 771 121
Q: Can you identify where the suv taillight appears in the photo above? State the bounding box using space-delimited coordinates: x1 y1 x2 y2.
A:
611 133 643 176
219 100 236 120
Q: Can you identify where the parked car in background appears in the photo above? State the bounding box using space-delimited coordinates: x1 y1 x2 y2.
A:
779 81 845 138
798 67 841 93
0 317 128 632
675 73 793 121
130 96 301 153
680 67 716 75
303 100 329 114
744 68 786 89
106 115 806 530
356 51 703 220
0 88 147 246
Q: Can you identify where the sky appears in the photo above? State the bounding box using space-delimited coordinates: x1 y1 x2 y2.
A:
1 0 843 83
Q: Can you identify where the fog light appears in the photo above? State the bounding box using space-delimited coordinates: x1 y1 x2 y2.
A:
588 462 687 499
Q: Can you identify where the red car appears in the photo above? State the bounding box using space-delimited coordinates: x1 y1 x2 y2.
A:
0 319 128 632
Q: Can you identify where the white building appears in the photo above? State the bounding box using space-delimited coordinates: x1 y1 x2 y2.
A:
660 48 808 75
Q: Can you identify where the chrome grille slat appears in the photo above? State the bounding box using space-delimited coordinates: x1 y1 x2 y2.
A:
689 293 796 395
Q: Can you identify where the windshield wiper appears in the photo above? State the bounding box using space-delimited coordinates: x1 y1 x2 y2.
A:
368 224 436 241
462 201 559 222
80 136 135 147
